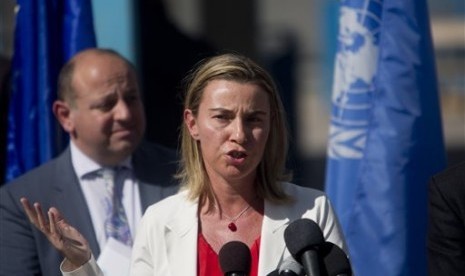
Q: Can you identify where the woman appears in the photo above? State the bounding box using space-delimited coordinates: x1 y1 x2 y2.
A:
22 53 348 275
130 53 347 275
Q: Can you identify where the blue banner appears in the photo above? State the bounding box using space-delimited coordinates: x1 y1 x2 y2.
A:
5 0 96 182
325 0 446 275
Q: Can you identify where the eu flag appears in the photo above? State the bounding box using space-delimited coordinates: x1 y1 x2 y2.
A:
5 0 96 182
325 0 447 275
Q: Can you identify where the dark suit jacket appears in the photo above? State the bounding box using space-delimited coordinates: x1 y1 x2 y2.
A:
0 141 179 276
428 161 465 276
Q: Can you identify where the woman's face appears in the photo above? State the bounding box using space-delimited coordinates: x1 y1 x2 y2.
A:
185 79 271 184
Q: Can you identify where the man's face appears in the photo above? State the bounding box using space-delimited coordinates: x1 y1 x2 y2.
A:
59 53 145 165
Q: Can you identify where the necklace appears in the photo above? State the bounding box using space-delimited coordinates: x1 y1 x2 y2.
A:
221 204 252 232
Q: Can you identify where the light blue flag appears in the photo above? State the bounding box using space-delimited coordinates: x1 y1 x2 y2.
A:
5 0 96 182
325 0 447 275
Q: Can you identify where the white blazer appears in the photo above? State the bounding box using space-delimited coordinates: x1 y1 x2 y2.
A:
130 182 348 276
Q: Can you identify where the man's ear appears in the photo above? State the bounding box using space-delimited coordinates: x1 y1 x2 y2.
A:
184 109 199 140
53 100 73 133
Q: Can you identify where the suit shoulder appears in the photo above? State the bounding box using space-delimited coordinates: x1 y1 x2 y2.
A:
132 141 179 186
431 161 465 188
134 141 178 163
429 162 465 206
1 155 65 191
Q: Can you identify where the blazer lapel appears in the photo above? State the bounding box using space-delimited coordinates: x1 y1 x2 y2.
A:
51 148 101 257
144 193 298 276
165 197 199 276
258 200 292 275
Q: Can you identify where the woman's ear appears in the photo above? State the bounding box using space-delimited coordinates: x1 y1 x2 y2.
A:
184 109 199 140
53 100 74 133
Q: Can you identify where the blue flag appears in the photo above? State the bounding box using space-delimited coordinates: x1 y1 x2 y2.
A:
325 0 447 275
5 0 96 182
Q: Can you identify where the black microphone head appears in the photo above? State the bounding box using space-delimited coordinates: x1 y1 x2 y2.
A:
284 218 324 261
266 269 280 276
278 256 303 275
319 242 352 276
219 241 251 275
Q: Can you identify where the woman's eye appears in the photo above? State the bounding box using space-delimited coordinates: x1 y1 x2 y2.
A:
249 117 261 122
214 115 228 120
246 115 265 123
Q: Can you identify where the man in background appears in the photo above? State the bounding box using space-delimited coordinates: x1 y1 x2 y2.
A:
428 160 465 275
0 48 179 275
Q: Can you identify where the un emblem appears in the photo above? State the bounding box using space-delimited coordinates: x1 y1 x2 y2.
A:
328 2 382 160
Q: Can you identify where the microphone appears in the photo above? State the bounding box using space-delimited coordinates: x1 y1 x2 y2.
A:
219 241 251 276
319 242 352 276
266 270 280 276
278 256 304 275
266 256 303 276
284 218 324 276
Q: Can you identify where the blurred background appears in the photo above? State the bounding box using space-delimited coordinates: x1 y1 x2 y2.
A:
0 0 463 189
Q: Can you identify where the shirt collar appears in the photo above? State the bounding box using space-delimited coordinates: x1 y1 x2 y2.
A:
70 141 132 179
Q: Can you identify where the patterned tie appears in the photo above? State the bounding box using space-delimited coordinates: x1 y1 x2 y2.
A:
100 167 133 246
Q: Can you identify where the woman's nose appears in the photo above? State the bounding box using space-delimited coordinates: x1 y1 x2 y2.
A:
231 119 247 144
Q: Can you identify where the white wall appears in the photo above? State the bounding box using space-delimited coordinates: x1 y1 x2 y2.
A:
92 0 137 65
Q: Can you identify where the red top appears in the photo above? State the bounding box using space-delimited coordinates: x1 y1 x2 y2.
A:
197 233 261 276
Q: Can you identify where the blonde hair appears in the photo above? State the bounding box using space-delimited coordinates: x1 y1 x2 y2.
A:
177 53 292 206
